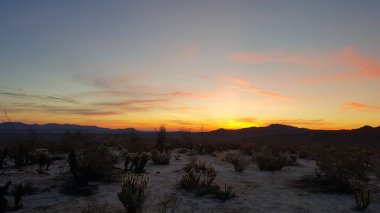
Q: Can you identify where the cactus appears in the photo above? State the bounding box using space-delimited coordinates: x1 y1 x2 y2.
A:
118 174 149 213
349 178 374 210
124 153 149 174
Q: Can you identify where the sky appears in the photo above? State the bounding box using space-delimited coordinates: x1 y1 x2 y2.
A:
0 0 380 130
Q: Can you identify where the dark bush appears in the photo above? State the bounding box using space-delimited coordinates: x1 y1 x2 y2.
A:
255 147 287 171
151 149 171 165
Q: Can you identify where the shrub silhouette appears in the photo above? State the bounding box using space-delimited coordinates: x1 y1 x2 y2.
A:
255 147 286 171
349 178 374 210
315 147 371 193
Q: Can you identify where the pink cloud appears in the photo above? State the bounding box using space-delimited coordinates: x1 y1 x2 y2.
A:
221 76 299 101
342 102 379 111
302 47 380 84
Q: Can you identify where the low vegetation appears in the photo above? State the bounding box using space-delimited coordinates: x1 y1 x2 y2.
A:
180 159 235 201
118 173 149 213
314 147 371 193
151 149 171 165
348 178 374 210
224 152 250 172
0 147 8 169
124 152 150 174
255 147 287 171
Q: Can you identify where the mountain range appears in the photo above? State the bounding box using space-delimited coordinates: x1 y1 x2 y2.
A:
0 122 379 145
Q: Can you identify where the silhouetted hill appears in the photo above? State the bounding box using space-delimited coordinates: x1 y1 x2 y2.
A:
0 122 379 146
0 122 137 134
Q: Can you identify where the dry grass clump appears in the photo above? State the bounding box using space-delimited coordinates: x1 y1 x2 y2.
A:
315 147 371 193
118 173 149 213
179 159 235 201
124 152 150 174
348 178 375 210
151 149 171 165
255 147 287 171
180 159 215 189
224 153 251 172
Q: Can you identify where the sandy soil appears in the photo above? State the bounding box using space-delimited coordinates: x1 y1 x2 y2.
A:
1 150 379 213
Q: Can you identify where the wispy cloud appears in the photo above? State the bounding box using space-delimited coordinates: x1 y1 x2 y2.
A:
301 47 380 85
236 117 257 123
228 52 321 65
0 90 77 103
221 76 299 101
96 99 168 107
8 102 122 116
342 102 379 111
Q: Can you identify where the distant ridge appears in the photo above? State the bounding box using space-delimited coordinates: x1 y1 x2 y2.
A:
0 122 378 133
0 122 137 133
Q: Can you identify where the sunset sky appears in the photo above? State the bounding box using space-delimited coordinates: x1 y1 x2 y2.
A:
1 0 379 130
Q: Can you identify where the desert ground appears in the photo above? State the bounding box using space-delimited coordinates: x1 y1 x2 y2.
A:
1 148 379 213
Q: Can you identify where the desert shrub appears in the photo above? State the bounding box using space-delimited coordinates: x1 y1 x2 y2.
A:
255 147 287 171
35 149 50 174
180 160 216 189
0 147 8 169
82 199 109 213
213 184 236 201
297 148 311 159
348 178 374 210
224 153 250 172
13 144 34 168
0 181 11 213
284 153 298 166
156 194 178 213
372 157 380 179
118 174 149 213
66 143 114 191
179 159 234 201
124 152 149 174
315 147 371 193
183 158 206 173
240 145 253 156
77 143 114 181
155 125 167 151
151 149 171 165
180 168 201 189
203 144 216 155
